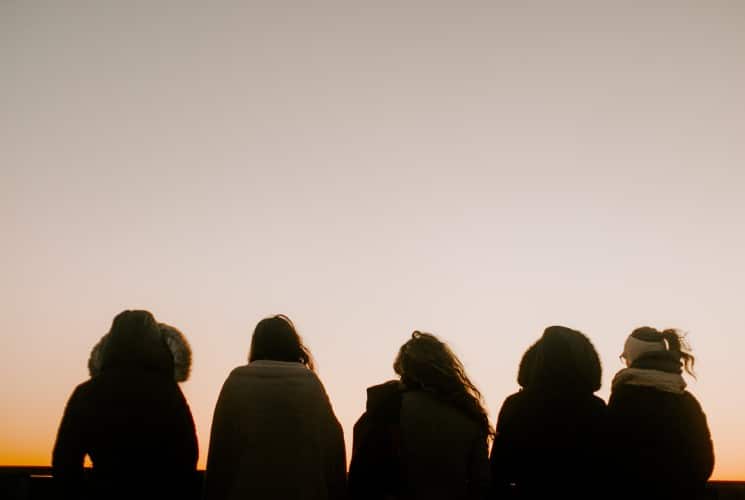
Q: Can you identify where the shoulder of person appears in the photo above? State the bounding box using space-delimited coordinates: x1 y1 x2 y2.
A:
504 390 526 404
589 394 607 409
500 390 530 412
229 360 314 378
226 362 326 394
59 379 97 418
680 391 707 415
493 392 527 433
73 378 94 394
365 380 403 414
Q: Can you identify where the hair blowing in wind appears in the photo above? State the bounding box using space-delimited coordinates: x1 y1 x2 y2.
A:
394 331 494 439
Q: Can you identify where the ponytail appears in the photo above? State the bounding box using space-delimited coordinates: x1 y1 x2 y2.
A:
660 328 696 377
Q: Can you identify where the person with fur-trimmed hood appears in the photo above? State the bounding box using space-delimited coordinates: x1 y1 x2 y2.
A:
52 310 198 500
204 314 346 500
489 326 606 499
607 327 714 500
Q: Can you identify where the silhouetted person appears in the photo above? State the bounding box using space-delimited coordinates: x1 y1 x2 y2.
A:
607 327 714 500
349 331 491 500
52 310 198 500
489 326 606 499
516 341 539 390
203 314 346 500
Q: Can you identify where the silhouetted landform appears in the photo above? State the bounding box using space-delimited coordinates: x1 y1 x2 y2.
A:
1 467 743 500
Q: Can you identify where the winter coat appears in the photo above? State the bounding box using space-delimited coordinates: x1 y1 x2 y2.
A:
203 360 346 500
489 389 606 499
348 381 405 500
52 310 198 500
349 381 490 500
606 352 714 500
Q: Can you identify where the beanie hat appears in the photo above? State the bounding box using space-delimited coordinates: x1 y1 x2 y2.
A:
622 332 666 364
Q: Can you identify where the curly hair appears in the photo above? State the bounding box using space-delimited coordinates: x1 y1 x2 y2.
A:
394 331 494 439
531 325 602 394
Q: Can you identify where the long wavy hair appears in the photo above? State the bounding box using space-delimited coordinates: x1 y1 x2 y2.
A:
249 314 315 371
394 331 494 439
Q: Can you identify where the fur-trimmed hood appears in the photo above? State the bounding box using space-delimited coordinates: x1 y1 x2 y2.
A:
88 311 192 382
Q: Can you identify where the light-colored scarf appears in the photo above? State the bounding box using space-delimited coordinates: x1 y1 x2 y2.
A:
611 367 686 394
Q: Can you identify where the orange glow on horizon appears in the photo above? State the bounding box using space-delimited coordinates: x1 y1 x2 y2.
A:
0 453 742 482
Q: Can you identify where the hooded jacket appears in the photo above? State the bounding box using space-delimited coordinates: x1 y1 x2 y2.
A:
490 329 607 499
490 389 606 499
203 360 346 500
607 350 714 500
52 310 198 500
348 381 405 500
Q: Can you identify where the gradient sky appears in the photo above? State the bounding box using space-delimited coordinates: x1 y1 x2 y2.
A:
2 1 744 479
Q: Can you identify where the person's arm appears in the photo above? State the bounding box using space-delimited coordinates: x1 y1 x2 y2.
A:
467 433 491 500
585 396 608 496
686 393 715 484
324 414 348 500
169 384 199 497
175 385 199 470
604 389 638 500
203 378 240 500
347 412 371 500
52 384 89 500
313 374 347 500
489 395 518 498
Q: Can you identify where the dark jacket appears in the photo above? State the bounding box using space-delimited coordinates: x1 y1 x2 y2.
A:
349 381 490 500
52 311 198 500
489 389 606 499
348 381 405 500
607 353 714 500
491 329 607 499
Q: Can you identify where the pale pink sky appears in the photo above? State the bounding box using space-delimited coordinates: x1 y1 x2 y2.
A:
2 1 744 479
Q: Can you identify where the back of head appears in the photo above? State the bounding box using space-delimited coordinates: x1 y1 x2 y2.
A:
89 321 191 382
249 314 314 370
623 326 695 376
394 331 493 438
531 326 602 395
517 341 540 389
100 310 174 376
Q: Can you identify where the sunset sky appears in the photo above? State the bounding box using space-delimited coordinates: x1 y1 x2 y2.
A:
2 2 744 479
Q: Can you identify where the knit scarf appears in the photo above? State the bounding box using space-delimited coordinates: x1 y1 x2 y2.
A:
611 368 686 394
612 350 686 394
